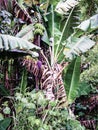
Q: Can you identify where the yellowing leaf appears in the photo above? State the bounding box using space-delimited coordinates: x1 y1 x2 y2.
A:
63 48 70 55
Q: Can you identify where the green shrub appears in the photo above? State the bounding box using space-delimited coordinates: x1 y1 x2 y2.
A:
80 65 98 87
82 44 98 66
12 90 85 130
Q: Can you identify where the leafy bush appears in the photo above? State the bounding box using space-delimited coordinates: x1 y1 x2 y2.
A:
80 65 98 88
81 44 98 66
80 44 98 89
12 90 85 130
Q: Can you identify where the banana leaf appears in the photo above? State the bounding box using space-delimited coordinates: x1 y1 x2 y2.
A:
16 24 34 41
64 36 95 59
55 0 78 14
64 57 81 104
0 34 40 58
75 14 98 37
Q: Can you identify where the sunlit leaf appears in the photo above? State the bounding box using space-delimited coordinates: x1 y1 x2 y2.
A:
75 14 98 36
64 36 95 59
55 0 78 14
0 34 40 58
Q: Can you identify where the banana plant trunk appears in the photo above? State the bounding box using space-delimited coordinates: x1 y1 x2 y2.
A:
22 57 67 107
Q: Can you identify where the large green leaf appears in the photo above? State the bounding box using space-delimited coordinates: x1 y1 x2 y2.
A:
16 24 34 41
0 34 40 57
64 36 95 59
77 82 91 97
64 57 81 104
54 4 80 60
0 118 11 130
75 14 98 37
16 23 50 45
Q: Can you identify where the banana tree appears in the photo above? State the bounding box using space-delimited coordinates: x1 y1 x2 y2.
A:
14 0 97 107
0 0 97 129
0 0 97 106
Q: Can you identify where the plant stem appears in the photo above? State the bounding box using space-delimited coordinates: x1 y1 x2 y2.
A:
45 0 49 14
56 62 68 79
56 46 64 60
51 5 54 66
55 7 74 60
40 50 51 69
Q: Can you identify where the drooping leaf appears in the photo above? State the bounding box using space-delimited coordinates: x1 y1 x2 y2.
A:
0 118 11 130
75 14 98 37
64 57 81 104
54 4 80 60
0 34 40 57
64 36 95 59
59 6 80 42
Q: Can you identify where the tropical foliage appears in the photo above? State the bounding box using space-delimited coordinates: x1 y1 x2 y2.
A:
0 0 98 130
